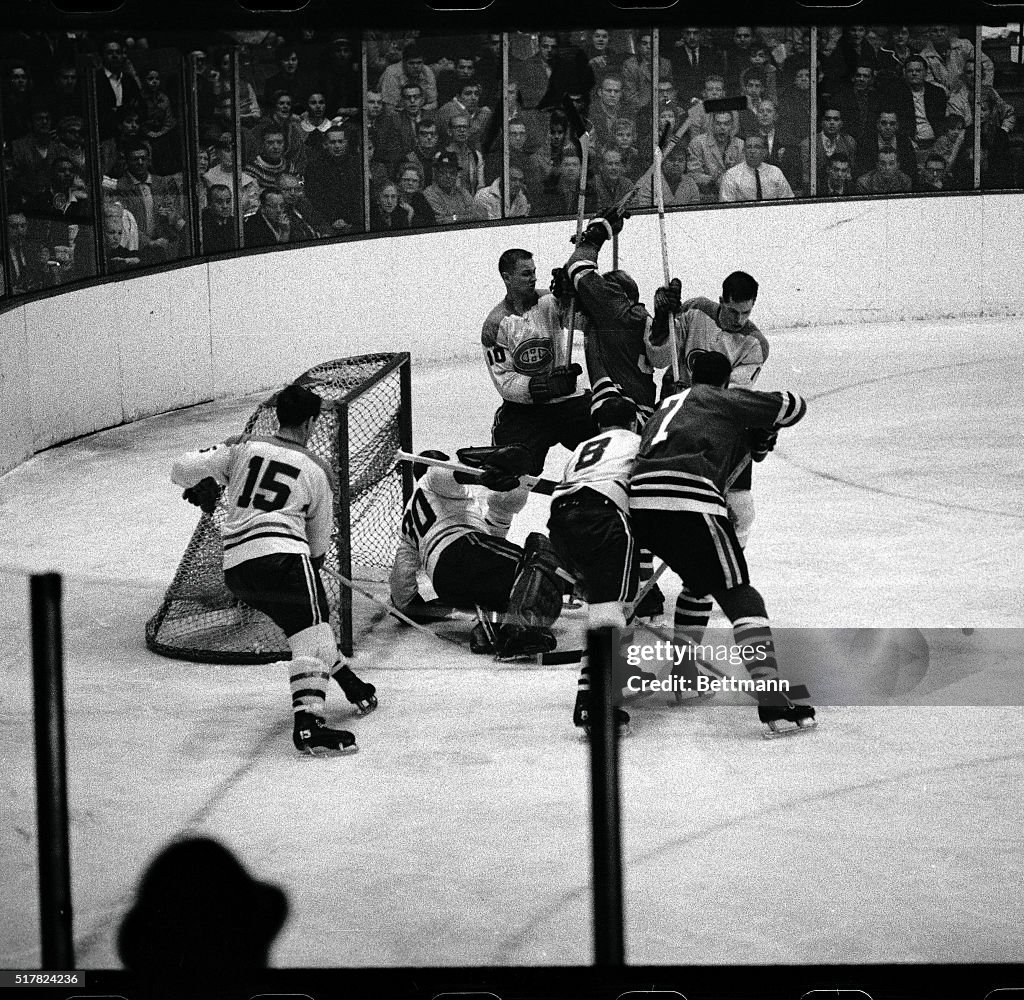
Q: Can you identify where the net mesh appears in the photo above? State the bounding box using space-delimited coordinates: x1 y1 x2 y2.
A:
145 354 410 663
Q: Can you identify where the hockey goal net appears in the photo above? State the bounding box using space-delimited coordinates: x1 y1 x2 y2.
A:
145 353 412 662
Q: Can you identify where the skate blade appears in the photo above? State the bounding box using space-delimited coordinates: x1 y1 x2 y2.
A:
298 743 359 757
762 718 818 740
577 724 633 742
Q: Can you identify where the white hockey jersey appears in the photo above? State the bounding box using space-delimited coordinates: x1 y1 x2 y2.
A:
389 467 487 607
480 291 584 404
552 428 641 515
171 434 335 570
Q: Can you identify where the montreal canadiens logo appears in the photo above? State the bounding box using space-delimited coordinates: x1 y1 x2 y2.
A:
513 339 553 374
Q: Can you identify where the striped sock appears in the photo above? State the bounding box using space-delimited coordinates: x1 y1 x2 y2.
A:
289 655 330 717
673 589 713 646
732 616 778 680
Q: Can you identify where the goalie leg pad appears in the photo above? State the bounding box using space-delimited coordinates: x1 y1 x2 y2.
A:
505 532 567 631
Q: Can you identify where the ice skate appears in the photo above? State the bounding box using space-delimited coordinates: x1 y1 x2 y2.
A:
574 694 632 740
495 623 556 660
758 701 817 739
333 665 378 714
469 620 496 654
631 582 664 623
293 711 358 757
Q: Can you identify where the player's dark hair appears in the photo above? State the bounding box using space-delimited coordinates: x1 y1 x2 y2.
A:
413 450 450 480
722 271 758 304
498 248 533 278
594 396 636 430
690 351 733 387
276 383 322 428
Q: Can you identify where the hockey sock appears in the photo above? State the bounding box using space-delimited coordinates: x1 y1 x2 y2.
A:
289 656 330 717
589 377 622 415
714 585 779 681
673 588 712 646
639 549 655 587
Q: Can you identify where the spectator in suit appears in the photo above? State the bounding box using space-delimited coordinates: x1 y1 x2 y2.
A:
47 63 82 123
318 33 360 118
201 183 238 253
748 98 801 192
875 26 918 86
668 26 724 104
801 105 858 192
722 26 757 93
856 109 917 179
510 33 557 114
11 107 60 204
821 26 877 98
278 172 326 240
243 186 291 247
776 59 811 130
621 32 669 113
114 139 186 254
820 152 855 196
720 133 794 201
687 110 745 202
888 55 948 164
304 125 363 235
95 38 142 139
538 32 595 114
396 162 437 227
423 149 486 224
6 211 47 293
855 148 912 194
380 44 438 112
831 63 885 150
591 72 631 152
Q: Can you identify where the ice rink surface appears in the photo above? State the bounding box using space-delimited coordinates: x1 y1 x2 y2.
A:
1 317 1023 970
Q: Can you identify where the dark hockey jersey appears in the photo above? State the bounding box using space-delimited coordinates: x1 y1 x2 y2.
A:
630 385 806 516
565 242 657 420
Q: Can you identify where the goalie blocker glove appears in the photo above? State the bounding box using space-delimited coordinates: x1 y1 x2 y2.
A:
182 476 222 515
529 363 583 403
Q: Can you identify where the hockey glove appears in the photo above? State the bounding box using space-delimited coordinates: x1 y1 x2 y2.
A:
748 427 779 462
528 364 583 403
182 476 222 515
574 205 630 247
653 278 683 315
457 444 532 474
478 465 522 492
311 553 326 572
549 266 575 301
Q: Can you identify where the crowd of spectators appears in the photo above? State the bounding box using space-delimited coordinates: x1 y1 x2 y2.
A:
1 25 1022 296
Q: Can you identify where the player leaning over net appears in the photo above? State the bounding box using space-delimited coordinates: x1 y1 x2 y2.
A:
554 203 682 620
389 449 568 658
479 247 596 538
629 351 816 737
170 383 377 758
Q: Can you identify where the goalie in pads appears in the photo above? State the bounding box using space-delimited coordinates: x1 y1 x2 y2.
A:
390 447 568 657
170 383 377 758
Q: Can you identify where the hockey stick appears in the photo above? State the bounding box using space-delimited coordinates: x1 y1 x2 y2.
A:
625 560 669 623
562 98 592 368
394 450 557 496
654 144 682 384
322 565 465 649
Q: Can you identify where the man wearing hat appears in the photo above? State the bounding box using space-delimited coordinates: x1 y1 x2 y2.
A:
422 150 487 224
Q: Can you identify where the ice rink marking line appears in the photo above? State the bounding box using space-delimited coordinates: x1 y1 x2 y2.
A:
490 747 1024 963
775 357 1023 520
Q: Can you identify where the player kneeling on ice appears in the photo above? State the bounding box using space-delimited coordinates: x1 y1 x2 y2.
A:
171 383 377 758
547 396 642 735
389 448 570 658
628 352 816 737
